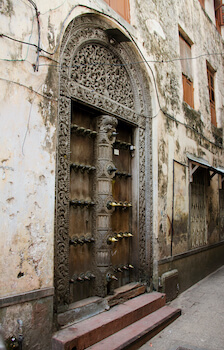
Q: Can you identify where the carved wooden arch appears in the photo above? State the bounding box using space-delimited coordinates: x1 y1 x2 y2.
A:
55 13 153 308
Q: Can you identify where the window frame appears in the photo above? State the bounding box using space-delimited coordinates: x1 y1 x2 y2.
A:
207 62 217 127
103 0 130 23
198 0 205 8
214 0 224 33
182 74 194 109
179 30 194 109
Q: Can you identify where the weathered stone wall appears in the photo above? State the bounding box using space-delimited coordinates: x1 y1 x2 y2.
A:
0 0 59 297
131 0 224 286
158 242 224 293
0 1 60 346
0 296 53 350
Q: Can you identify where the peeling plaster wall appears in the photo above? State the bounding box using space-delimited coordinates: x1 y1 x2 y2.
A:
0 65 56 297
0 89 56 295
0 0 59 346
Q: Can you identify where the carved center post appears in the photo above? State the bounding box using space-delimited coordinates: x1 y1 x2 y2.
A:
95 115 118 297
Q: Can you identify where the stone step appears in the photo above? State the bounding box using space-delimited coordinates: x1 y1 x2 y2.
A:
52 292 167 350
87 306 181 350
58 283 146 327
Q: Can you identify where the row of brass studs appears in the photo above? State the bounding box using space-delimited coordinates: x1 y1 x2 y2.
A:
114 264 134 273
115 171 132 178
107 165 117 175
106 273 118 282
107 201 132 210
107 232 133 244
70 272 96 283
106 265 134 282
113 140 135 150
70 163 96 173
69 236 95 246
107 166 132 179
70 200 95 207
70 165 131 178
70 266 134 284
71 124 97 137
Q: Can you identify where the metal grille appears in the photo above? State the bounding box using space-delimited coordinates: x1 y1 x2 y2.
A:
190 168 207 248
220 189 224 239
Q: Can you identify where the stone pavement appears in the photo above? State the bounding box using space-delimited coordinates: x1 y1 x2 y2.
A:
140 265 224 350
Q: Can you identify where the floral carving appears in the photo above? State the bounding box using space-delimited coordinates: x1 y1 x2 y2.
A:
71 44 134 109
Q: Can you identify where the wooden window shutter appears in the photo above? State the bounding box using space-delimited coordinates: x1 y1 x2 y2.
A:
198 0 205 8
179 32 194 108
103 0 130 23
179 34 192 80
182 74 194 109
214 0 224 33
207 65 217 126
215 0 222 9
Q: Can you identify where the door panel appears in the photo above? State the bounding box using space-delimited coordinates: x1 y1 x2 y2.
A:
111 121 134 288
69 103 97 302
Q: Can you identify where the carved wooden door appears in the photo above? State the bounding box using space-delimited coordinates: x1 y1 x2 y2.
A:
69 103 135 303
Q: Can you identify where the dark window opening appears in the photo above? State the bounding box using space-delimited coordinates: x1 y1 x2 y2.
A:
207 63 217 127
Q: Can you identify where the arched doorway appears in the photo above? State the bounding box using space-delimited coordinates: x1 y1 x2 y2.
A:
55 13 153 315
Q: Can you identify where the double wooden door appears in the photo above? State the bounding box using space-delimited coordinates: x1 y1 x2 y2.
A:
69 102 135 303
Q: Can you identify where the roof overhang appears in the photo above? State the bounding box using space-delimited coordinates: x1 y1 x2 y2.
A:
104 28 131 43
187 153 224 182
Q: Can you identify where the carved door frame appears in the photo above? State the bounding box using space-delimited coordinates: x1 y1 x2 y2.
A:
55 13 153 311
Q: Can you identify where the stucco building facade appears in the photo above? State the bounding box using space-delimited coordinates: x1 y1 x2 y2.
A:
0 0 224 348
